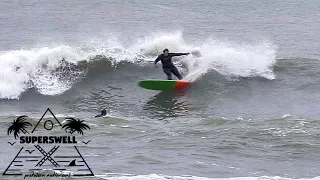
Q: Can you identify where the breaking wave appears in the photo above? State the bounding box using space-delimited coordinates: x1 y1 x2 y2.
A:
0 32 277 99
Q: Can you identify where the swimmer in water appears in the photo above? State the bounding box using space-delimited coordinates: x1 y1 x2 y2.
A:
95 109 107 118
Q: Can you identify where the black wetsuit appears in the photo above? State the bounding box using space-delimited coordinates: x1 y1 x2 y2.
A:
154 53 188 80
95 109 107 118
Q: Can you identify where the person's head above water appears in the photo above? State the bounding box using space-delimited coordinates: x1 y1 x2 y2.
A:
101 109 107 116
94 109 107 118
163 48 169 57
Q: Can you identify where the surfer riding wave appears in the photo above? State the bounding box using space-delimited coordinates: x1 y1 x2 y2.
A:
154 48 190 80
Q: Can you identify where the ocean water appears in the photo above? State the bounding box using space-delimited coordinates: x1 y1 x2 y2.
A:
0 0 320 179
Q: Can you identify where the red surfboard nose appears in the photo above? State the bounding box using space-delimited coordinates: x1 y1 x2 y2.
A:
174 81 191 89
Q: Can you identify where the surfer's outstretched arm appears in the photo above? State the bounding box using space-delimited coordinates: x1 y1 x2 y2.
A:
154 55 161 67
154 55 161 64
170 53 190 57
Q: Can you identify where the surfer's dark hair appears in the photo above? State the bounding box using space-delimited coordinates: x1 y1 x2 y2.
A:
163 48 169 53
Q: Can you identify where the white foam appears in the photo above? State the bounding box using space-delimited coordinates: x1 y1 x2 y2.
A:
0 45 92 99
96 174 320 180
130 31 191 57
183 39 277 81
128 32 277 81
0 32 277 99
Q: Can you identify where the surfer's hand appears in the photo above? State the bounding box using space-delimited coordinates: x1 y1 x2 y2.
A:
154 64 158 68
186 52 190 55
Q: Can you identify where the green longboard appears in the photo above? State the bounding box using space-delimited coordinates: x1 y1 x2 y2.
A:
138 79 191 90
